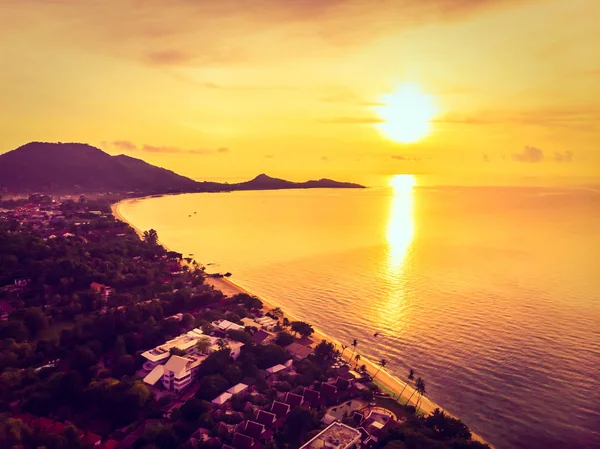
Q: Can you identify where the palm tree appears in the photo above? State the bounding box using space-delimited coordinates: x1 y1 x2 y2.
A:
351 339 358 360
373 359 387 378
359 364 367 373
398 368 415 400
406 376 423 406
340 344 348 359
415 378 427 413
354 354 361 370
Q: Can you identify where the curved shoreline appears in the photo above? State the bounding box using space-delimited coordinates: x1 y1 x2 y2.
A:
111 198 493 448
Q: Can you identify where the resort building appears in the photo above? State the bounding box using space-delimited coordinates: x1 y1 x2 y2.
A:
161 354 205 392
300 422 362 449
140 327 244 391
141 330 205 368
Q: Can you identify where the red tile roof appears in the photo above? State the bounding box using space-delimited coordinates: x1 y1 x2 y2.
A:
244 421 265 440
270 401 290 419
255 410 276 427
302 388 320 405
284 392 304 408
232 432 254 449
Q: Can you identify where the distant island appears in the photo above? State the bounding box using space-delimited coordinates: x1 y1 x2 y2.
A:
0 142 365 194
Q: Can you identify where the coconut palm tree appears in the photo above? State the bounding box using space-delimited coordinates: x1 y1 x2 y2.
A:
354 354 361 369
415 378 427 413
373 359 387 378
398 368 415 400
340 344 348 359
406 376 423 406
360 364 367 373
351 339 358 360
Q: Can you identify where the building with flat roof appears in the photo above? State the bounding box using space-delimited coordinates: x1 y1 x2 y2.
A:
300 422 361 449
141 329 205 366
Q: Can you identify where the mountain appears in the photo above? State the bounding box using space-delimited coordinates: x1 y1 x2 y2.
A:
0 142 365 194
232 174 364 190
0 142 199 193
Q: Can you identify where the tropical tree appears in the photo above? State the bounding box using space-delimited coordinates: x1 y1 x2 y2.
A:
216 338 229 351
196 336 212 354
406 376 423 406
142 229 159 246
359 364 367 373
398 368 415 400
415 378 427 412
351 339 358 360
290 321 314 338
340 344 348 359
354 354 361 370
373 359 387 378
272 307 283 319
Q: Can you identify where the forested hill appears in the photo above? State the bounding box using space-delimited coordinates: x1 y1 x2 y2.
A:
0 142 365 194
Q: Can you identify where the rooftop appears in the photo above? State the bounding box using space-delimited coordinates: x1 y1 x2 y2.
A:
300 422 362 449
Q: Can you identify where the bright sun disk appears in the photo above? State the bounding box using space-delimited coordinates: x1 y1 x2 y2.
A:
375 83 437 143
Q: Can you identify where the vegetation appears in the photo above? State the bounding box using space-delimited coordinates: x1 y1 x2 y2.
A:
0 196 488 449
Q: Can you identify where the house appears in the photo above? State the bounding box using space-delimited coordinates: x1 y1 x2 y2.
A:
300 422 362 449
321 382 337 398
216 319 245 331
242 421 265 440
335 377 351 391
302 388 321 407
212 392 233 406
251 329 273 345
254 315 277 329
284 392 304 408
255 410 276 428
227 383 249 395
285 342 313 360
270 401 290 419
232 432 255 449
265 364 286 375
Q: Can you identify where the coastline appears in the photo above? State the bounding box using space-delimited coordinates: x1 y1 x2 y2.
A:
111 198 492 448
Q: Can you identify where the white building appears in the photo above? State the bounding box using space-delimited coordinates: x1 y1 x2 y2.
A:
141 327 245 392
161 355 205 392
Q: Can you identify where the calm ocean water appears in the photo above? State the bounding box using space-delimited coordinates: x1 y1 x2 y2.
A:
118 181 600 449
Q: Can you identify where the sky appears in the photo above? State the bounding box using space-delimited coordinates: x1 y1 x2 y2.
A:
1 0 599 185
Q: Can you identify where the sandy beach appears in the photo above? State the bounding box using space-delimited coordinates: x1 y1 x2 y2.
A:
112 199 492 447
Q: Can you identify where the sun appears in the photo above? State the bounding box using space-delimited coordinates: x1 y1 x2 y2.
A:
375 83 437 143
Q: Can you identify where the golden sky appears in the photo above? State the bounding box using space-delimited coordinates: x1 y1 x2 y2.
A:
1 0 599 184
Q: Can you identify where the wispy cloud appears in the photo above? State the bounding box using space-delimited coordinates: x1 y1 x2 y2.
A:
111 140 137 151
391 155 420 161
2 0 528 69
317 116 383 124
436 108 600 131
510 146 574 163
512 146 544 163
108 141 228 155
554 150 573 163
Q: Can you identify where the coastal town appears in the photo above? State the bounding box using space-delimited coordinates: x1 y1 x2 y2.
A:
0 194 490 449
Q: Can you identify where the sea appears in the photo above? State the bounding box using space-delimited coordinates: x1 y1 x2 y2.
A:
117 177 600 449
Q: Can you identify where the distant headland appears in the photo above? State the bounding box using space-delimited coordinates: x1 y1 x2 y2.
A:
0 142 365 194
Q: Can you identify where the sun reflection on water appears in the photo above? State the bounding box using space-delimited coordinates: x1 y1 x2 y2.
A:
387 175 416 270
377 175 416 330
